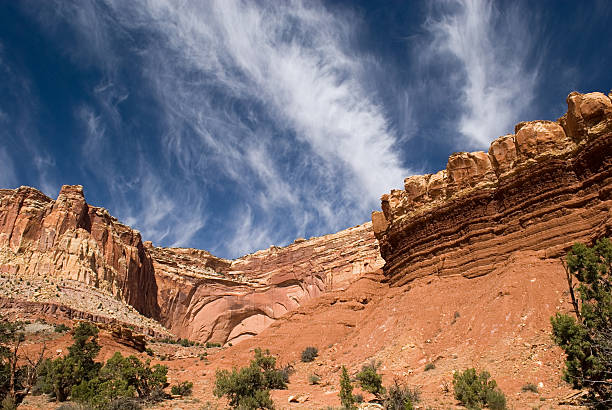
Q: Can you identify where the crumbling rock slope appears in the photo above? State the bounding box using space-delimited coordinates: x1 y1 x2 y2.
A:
373 91 612 285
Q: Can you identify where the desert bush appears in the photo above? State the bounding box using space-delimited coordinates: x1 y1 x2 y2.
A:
278 365 294 384
356 360 385 399
521 383 538 393
382 379 419 410
107 397 142 410
424 363 435 371
39 322 101 402
71 352 168 407
301 346 318 363
54 324 70 333
308 374 320 385
179 339 196 347
0 395 16 410
171 381 193 396
214 348 286 408
339 366 355 410
206 342 222 348
551 238 612 407
452 368 506 410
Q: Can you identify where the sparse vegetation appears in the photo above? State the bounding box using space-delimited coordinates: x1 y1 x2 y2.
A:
301 346 318 363
206 342 222 348
424 362 435 371
0 317 29 406
213 348 287 408
339 366 355 409
39 322 169 408
452 368 506 410
382 379 420 410
551 238 612 408
521 383 538 393
308 374 321 385
171 381 193 396
356 360 385 399
39 322 102 402
54 324 71 333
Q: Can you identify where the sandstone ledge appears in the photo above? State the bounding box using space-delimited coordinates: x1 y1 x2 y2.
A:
373 91 612 285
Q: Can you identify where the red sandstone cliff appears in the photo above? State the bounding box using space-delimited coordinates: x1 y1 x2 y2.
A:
0 185 382 344
150 224 383 343
0 185 160 317
373 91 612 285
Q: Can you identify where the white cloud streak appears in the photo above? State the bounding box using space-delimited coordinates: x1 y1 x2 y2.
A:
424 0 539 147
34 0 410 256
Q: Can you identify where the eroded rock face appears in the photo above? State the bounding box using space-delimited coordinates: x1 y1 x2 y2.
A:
150 223 383 344
373 91 612 284
0 185 383 345
0 186 159 317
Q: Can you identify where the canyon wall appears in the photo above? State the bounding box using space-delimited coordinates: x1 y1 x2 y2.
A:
373 91 612 285
150 223 383 343
0 185 382 343
0 185 160 317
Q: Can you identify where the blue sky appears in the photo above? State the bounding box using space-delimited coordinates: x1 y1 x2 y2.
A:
1 0 611 258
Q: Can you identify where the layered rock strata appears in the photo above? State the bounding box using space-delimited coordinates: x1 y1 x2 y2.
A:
373 91 612 285
0 185 383 343
149 223 383 343
0 185 159 317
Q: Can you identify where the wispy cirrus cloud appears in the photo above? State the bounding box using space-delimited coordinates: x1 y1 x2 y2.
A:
27 0 409 256
421 0 539 147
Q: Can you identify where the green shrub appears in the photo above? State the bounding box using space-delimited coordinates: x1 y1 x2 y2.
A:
521 383 538 393
382 379 419 410
452 368 506 410
301 346 318 363
40 322 168 408
206 342 222 348
179 339 196 347
353 393 364 403
485 388 507 410
551 238 612 406
339 366 355 410
356 360 385 399
39 322 101 402
214 348 286 408
0 395 16 410
308 374 321 385
71 352 168 406
54 324 70 333
171 381 193 396
424 363 435 371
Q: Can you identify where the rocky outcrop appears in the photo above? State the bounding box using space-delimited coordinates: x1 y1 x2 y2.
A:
0 185 160 317
149 223 383 344
373 91 612 285
0 185 383 344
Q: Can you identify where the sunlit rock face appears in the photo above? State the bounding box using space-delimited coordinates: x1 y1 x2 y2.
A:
0 184 383 344
150 222 383 344
0 185 160 318
373 91 612 286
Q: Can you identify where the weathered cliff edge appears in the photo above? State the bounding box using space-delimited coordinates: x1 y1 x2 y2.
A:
150 225 382 343
0 185 382 343
0 185 160 317
372 91 612 285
